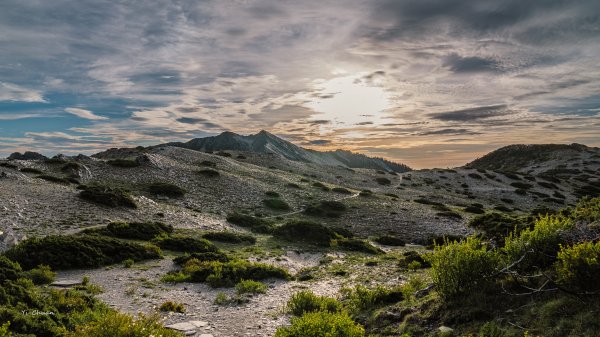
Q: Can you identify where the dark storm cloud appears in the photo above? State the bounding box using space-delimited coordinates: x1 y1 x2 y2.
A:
429 105 514 122
442 53 499 73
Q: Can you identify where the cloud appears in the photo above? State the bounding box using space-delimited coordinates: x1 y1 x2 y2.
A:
0 82 46 102
443 53 499 73
420 128 481 136
307 139 331 145
65 108 108 120
429 105 514 122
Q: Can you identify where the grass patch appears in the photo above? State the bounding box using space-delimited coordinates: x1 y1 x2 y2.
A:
235 279 267 295
202 231 256 244
5 234 161 270
173 251 230 265
332 187 352 194
375 177 391 185
274 311 364 337
79 185 137 208
226 212 275 233
286 290 342 316
199 160 217 167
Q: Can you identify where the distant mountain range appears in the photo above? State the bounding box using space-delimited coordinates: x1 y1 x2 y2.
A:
158 130 412 173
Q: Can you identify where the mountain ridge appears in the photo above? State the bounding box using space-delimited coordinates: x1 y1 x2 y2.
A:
156 130 412 173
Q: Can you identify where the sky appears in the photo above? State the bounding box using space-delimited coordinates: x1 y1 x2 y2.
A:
1 0 599 168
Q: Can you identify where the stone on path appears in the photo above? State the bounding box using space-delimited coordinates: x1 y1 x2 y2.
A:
165 321 210 336
50 279 83 287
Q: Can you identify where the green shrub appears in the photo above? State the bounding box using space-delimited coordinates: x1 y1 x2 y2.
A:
0 322 10 337
226 212 275 233
303 200 347 218
36 174 70 184
274 311 365 337
425 236 499 299
556 241 600 292
19 167 43 174
332 187 352 194
468 212 526 241
359 190 373 197
286 290 342 316
263 198 291 210
122 259 134 268
398 251 430 269
503 215 573 271
333 238 384 255
154 235 219 253
79 185 137 208
273 220 337 246
373 235 405 246
199 160 217 167
24 265 56 285
286 183 301 189
198 168 220 177
159 301 185 313
572 197 600 222
188 259 289 287
340 285 403 313
202 231 256 244
235 279 267 295
464 205 485 214
5 235 162 270
86 221 173 240
265 191 280 197
146 182 186 197
0 256 22 282
375 177 391 185
413 198 444 206
160 271 190 283
173 251 229 265
70 311 181 337
106 158 140 167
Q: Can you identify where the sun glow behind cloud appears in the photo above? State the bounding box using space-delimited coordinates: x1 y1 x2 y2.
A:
305 74 392 127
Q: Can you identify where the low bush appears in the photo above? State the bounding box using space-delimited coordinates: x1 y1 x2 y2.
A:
425 236 499 299
146 182 186 197
359 190 373 197
464 205 485 214
375 177 391 185
274 311 364 337
503 215 573 271
123 258 134 268
286 183 301 189
173 251 230 265
265 191 280 197
19 167 43 174
304 200 347 218
217 151 231 157
70 311 181 337
263 198 291 210
154 235 219 253
226 212 275 233
333 238 384 255
107 158 140 168
159 301 185 313
332 187 352 194
273 220 337 246
373 235 405 246
200 160 217 167
340 285 403 313
202 231 256 244
198 168 220 177
398 251 430 269
24 264 56 285
468 173 483 179
235 279 267 295
36 174 70 184
79 185 137 208
286 290 342 316
468 212 526 241
5 235 162 270
413 198 444 206
86 221 173 240
555 241 600 292
188 259 289 287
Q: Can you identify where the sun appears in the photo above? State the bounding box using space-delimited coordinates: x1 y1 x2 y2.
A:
305 74 392 126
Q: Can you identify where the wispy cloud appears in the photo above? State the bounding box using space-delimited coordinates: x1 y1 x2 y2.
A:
64 108 108 120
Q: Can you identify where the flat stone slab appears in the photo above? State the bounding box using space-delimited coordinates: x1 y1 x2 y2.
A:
199 334 213 337
166 321 209 332
50 279 83 287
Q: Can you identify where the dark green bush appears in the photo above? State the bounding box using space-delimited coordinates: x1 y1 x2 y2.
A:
333 238 384 255
146 182 186 197
173 251 229 265
375 177 391 185
198 168 220 177
556 241 600 292
19 167 43 174
304 200 347 218
373 235 405 246
226 212 275 233
24 265 56 285
159 301 185 313
274 311 364 337
199 160 217 167
153 235 219 253
188 259 289 287
79 185 137 208
217 151 231 157
61 162 82 172
263 198 291 210
332 187 352 194
464 205 485 214
413 198 444 206
273 220 338 246
202 231 256 244
359 190 373 197
88 221 173 240
265 191 280 197
286 290 342 316
5 235 161 270
340 285 403 313
107 158 140 167
468 212 526 241
36 174 70 184
398 251 430 269
286 183 301 189
468 173 483 179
